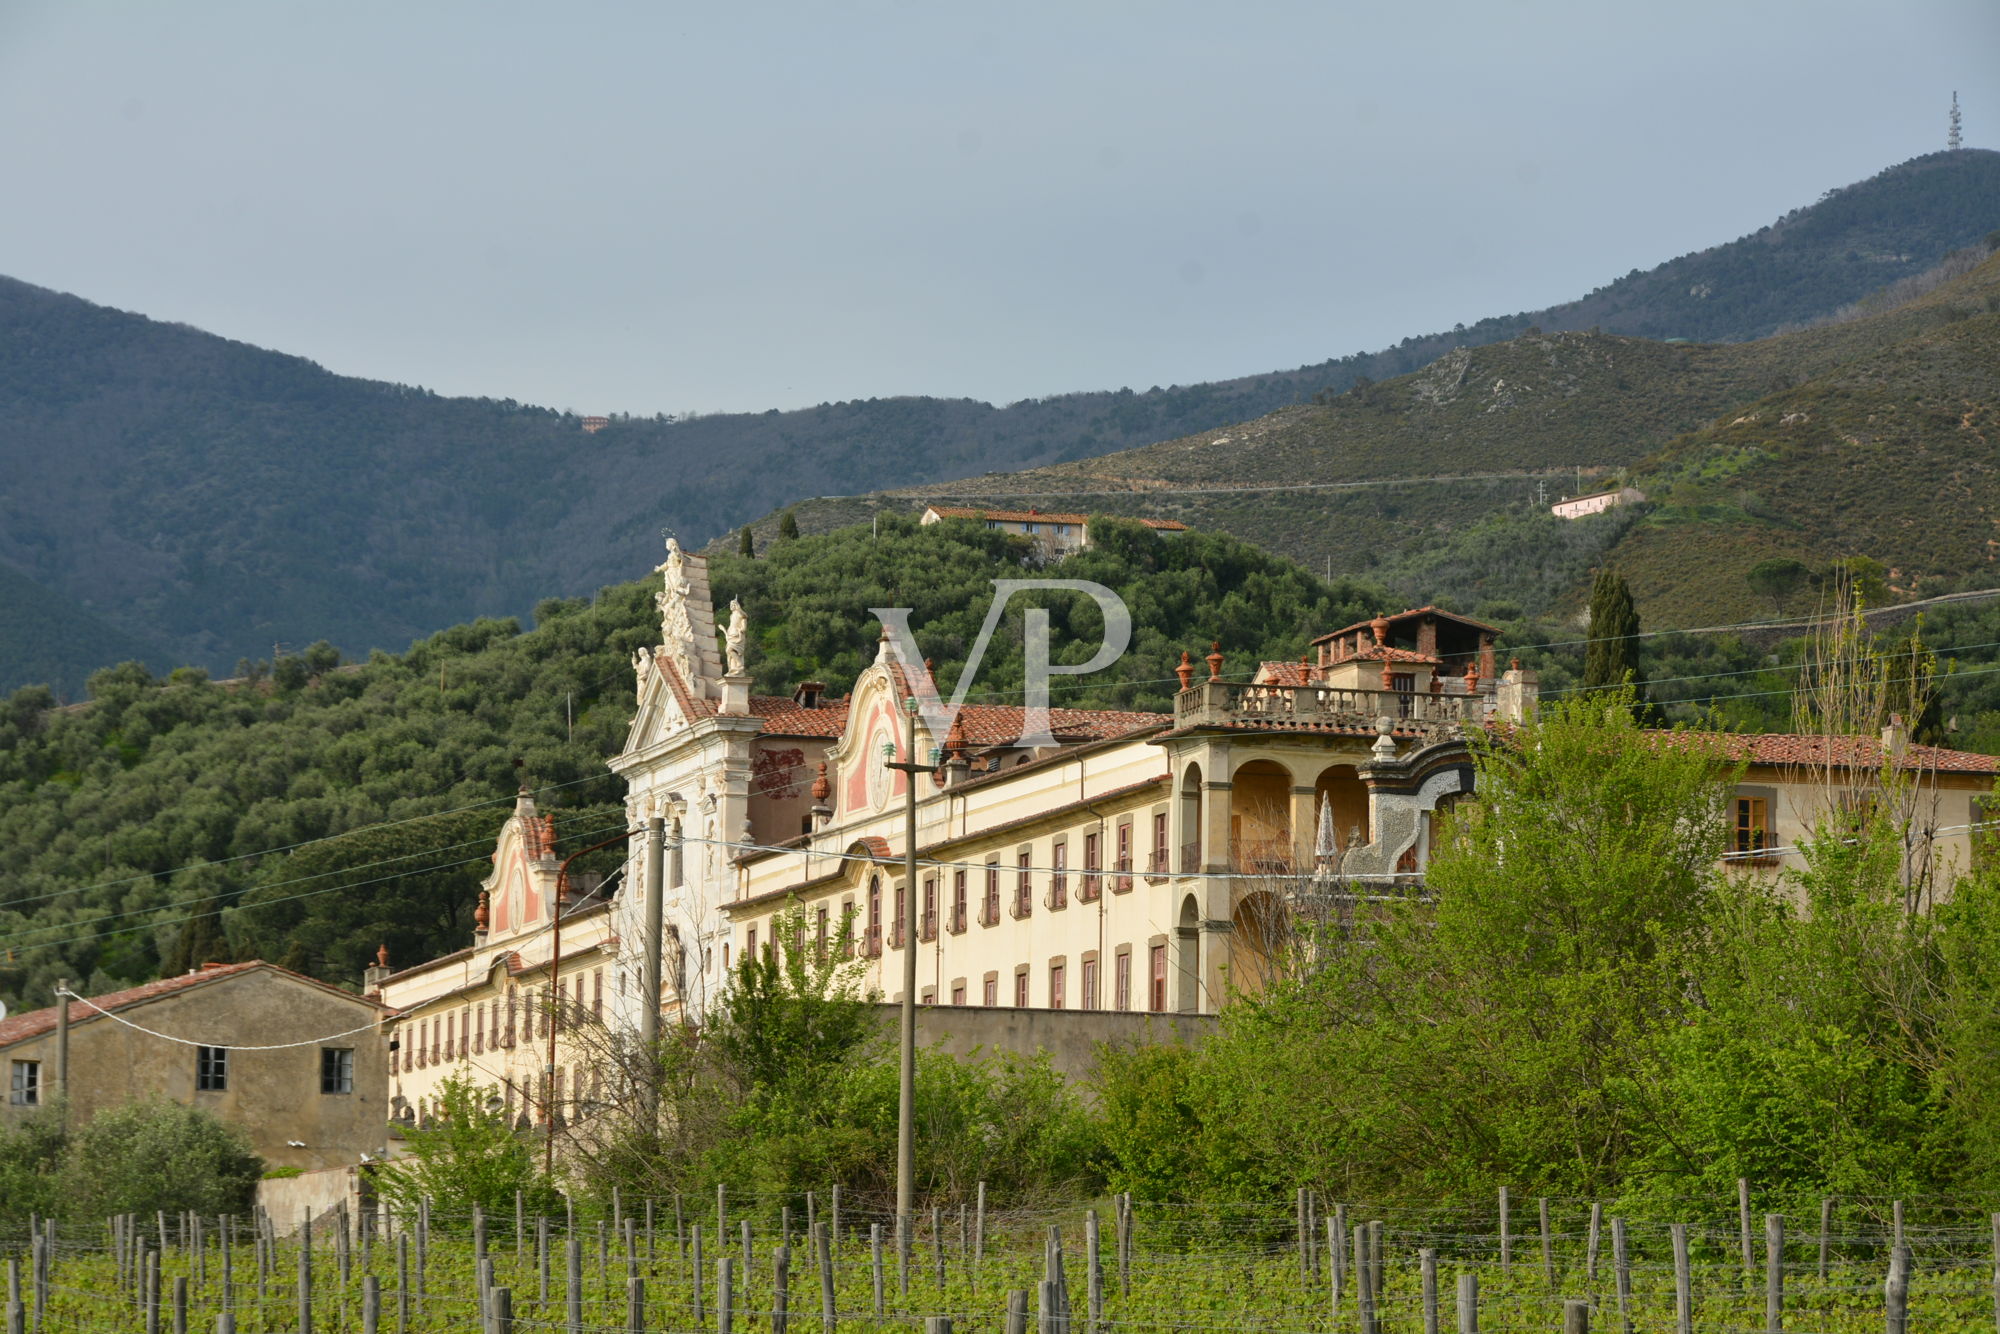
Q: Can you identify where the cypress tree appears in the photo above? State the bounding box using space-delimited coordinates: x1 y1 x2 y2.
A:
164 897 230 975
1582 568 1645 699
778 511 801 541
738 527 755 558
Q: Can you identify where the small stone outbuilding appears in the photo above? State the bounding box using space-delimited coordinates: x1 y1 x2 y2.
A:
0 961 392 1172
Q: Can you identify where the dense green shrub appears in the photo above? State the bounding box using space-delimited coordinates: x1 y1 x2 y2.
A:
0 1098 263 1225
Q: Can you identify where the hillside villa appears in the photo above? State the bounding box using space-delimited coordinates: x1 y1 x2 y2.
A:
372 540 1996 1125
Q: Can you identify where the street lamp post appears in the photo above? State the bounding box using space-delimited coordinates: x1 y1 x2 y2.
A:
881 693 927 1233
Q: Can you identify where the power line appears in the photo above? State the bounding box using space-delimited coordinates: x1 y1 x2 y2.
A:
1 820 630 956
55 987 387 1051
0 772 619 912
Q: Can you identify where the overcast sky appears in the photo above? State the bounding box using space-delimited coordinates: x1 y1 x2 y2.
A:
2 1 1994 417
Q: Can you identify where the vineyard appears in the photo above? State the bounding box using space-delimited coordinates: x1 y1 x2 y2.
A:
4 1189 1999 1332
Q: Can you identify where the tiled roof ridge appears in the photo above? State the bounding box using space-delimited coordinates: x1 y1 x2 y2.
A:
0 961 381 1050
1317 605 1503 641
1650 728 2000 774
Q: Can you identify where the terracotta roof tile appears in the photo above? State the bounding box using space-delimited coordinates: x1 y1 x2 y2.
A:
0 961 381 1049
750 695 851 737
1255 662 1315 687
1316 605 1502 643
1661 731 2000 774
950 704 1168 745
1346 645 1441 665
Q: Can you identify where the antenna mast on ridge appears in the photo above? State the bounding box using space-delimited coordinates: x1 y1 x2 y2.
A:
1949 92 1963 151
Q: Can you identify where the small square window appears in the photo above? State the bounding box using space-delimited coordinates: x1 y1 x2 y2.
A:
8 1060 40 1107
196 1046 228 1092
321 1047 354 1095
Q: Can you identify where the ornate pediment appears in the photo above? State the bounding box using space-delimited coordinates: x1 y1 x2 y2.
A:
481 792 561 939
621 650 698 755
824 645 941 819
654 538 723 702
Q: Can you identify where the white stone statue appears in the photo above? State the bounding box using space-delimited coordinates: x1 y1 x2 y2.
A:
725 598 748 676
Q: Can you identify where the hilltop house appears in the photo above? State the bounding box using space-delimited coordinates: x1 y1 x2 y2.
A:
1551 486 1645 520
0 962 391 1171
919 505 1188 557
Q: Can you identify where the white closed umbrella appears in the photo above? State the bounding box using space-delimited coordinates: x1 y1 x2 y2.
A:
1314 792 1337 868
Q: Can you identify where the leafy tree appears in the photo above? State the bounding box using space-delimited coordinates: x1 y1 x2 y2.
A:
272 656 310 692
1582 568 1645 699
61 1098 262 1222
1746 557 1812 614
0 1104 70 1227
710 905 875 1096
1094 691 1737 1203
373 1073 563 1228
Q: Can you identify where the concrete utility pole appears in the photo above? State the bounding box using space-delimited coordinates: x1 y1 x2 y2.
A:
640 818 665 1054
54 977 70 1114
668 819 684 1012
882 693 926 1227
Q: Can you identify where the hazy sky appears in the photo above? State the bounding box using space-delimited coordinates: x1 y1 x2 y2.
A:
2 2 1994 416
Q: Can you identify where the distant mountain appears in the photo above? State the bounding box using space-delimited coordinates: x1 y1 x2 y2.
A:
0 561 161 697
3 149 1996 693
789 239 2000 632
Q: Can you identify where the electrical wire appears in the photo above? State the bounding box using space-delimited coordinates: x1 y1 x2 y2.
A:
0 770 619 912
54 987 387 1051
1 821 631 955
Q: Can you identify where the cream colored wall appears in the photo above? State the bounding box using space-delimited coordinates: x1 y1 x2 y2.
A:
731 729 1397 1016
378 909 616 1125
1731 766 1989 898
0 970 389 1172
734 733 1180 1009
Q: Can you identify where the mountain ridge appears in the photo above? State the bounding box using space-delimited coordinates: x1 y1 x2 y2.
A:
3 148 1996 692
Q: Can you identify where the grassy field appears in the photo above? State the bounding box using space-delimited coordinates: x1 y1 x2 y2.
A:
9 1193 2000 1332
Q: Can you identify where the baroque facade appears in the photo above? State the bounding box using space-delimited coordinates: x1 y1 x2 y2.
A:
377 540 1997 1124
372 792 619 1126
611 543 1518 1019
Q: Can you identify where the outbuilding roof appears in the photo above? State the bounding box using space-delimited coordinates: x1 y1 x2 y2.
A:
0 961 385 1050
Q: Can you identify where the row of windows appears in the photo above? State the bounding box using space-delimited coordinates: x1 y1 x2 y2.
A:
832 814 1172 957
392 969 604 1076
407 1065 605 1128
924 943 1173 1013
7 1048 356 1105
